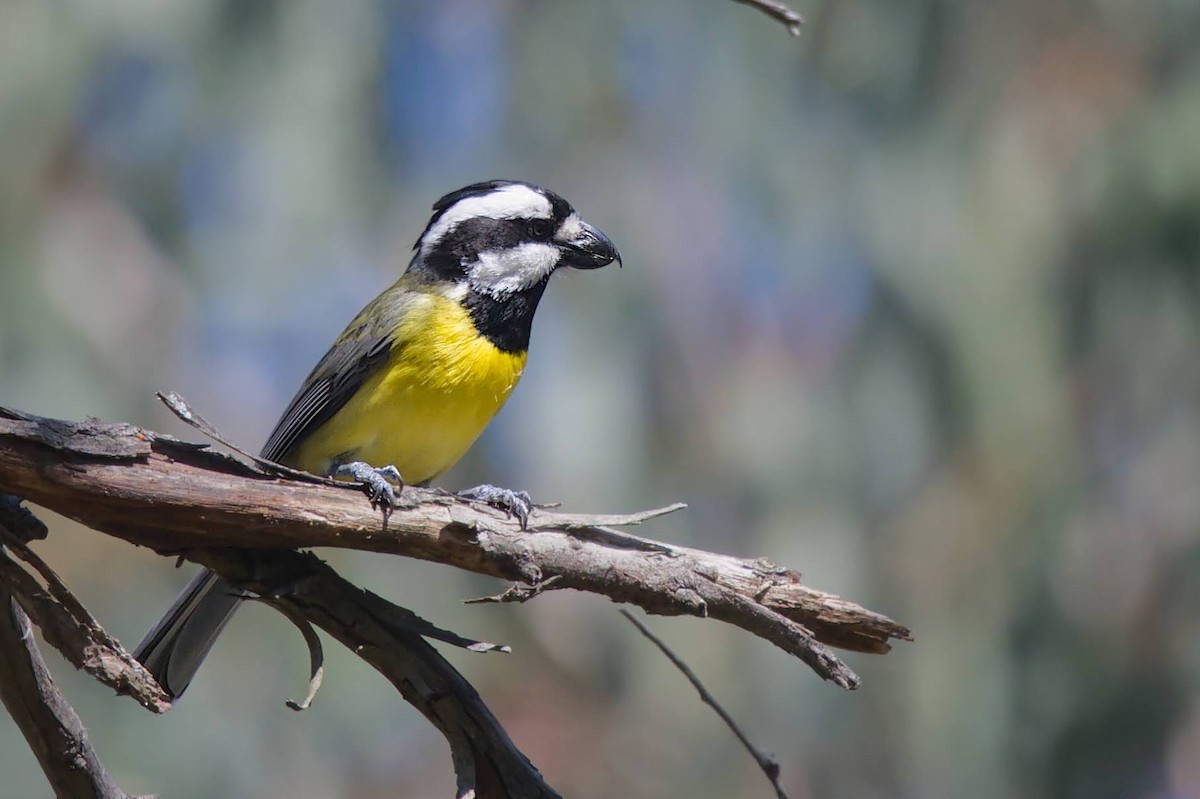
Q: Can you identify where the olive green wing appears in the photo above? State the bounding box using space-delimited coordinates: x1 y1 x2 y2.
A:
259 281 418 465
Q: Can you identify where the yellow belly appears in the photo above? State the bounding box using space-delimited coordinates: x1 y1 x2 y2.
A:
288 295 527 484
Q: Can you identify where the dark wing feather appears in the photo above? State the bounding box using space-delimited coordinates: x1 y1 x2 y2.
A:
259 284 411 465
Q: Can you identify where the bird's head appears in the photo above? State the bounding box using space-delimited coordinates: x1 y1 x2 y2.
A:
411 180 620 298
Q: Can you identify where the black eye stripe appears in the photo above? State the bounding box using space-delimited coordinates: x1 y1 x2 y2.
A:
433 216 562 255
444 218 526 253
415 215 565 282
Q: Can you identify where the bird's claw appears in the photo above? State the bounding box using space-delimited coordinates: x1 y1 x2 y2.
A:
458 484 534 529
335 462 404 515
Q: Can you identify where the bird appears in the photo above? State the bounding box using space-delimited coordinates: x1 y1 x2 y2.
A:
134 180 620 700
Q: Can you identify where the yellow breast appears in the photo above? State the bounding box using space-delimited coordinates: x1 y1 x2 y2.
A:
289 293 527 484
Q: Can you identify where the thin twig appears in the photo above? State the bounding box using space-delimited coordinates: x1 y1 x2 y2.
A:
730 0 805 36
464 575 565 605
157 391 331 486
157 390 400 525
358 587 512 653
529 503 687 530
273 604 325 711
621 609 790 799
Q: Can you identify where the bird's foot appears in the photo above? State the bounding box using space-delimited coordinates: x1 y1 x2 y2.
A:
458 484 534 529
334 462 404 515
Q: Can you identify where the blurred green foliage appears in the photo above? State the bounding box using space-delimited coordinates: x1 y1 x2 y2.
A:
2 1 1199 797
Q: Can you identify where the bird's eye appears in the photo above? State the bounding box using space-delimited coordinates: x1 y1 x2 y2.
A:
528 219 554 240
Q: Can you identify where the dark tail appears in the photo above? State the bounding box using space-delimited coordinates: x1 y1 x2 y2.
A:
133 569 242 700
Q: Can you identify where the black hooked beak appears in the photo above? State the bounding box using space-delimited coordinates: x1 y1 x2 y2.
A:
559 221 621 270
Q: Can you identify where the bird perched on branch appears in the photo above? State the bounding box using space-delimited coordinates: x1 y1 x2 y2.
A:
135 180 620 699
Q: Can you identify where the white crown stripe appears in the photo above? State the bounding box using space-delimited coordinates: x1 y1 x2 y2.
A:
422 185 554 252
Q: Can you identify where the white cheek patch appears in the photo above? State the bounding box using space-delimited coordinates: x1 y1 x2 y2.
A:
554 213 584 243
423 185 554 251
468 242 560 297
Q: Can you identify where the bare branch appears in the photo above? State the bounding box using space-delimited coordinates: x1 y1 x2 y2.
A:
0 507 171 713
622 609 789 799
2 477 547 796
0 592 146 799
0 546 172 713
0 405 911 688
195 547 560 799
